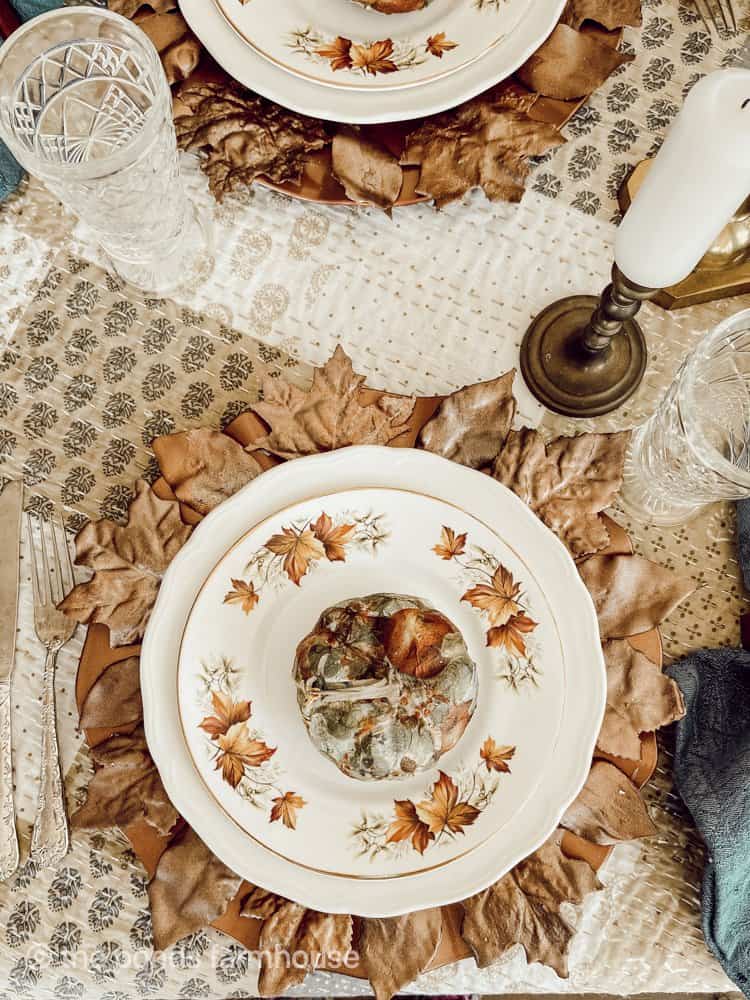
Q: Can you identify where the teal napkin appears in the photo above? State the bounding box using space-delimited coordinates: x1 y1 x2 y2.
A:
667 502 750 998
0 0 63 202
0 145 23 200
13 0 61 15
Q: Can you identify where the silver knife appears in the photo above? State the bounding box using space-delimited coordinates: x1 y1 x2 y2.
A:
0 481 23 880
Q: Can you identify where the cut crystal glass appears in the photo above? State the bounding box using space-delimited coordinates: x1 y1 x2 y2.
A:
0 8 212 294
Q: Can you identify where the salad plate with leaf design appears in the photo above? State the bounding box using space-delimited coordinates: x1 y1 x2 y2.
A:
142 447 605 915
211 0 530 91
184 0 565 122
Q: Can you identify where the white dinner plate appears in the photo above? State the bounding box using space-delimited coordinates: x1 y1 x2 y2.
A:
142 447 605 916
211 0 530 92
181 0 565 123
178 487 565 880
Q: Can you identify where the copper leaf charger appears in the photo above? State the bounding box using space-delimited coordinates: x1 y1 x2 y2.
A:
113 0 641 208
62 348 693 997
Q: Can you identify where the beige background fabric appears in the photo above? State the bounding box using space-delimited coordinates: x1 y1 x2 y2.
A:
0 0 746 993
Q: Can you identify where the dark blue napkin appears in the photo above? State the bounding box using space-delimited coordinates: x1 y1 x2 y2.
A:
667 501 750 998
0 0 62 202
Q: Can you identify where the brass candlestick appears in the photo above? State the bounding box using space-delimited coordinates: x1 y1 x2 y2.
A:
519 265 654 418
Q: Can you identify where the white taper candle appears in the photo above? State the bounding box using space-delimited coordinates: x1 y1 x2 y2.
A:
615 68 750 289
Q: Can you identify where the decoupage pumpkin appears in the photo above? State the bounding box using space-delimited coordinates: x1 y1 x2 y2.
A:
355 0 427 11
294 593 477 781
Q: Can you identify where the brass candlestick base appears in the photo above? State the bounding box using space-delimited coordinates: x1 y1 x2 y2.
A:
520 265 652 417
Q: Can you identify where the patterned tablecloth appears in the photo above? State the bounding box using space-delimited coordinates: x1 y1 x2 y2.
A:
0 0 746 995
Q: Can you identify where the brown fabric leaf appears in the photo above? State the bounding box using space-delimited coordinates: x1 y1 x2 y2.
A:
89 727 147 762
460 830 600 978
132 8 187 49
597 639 685 757
418 369 516 469
113 2 202 86
401 84 563 208
152 428 264 516
493 428 630 558
72 727 178 836
59 481 192 645
579 554 696 638
79 656 142 731
561 760 657 844
161 34 202 86
148 826 243 950
175 82 329 202
240 884 287 920
597 707 640 759
516 23 633 100
359 908 443 1000
108 0 176 16
258 901 353 995
562 0 642 30
251 345 416 459
332 127 404 209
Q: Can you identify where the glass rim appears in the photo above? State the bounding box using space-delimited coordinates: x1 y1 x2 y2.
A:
0 6 167 182
678 306 750 491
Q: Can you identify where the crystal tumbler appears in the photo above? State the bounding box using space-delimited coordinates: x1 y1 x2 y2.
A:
621 309 750 525
0 7 211 293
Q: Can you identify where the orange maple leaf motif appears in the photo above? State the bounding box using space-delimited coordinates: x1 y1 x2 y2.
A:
486 612 537 656
426 32 458 58
432 525 467 561
462 564 522 626
480 737 516 774
415 771 480 836
214 722 276 788
386 799 433 854
199 691 252 739
312 512 355 562
265 525 325 585
316 35 353 71
350 38 398 76
270 791 307 830
223 578 260 614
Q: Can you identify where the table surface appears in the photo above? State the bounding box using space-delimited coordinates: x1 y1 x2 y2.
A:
0 0 747 995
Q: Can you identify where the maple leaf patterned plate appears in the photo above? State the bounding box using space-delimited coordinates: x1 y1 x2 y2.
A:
142 447 604 916
211 0 533 92
184 0 565 123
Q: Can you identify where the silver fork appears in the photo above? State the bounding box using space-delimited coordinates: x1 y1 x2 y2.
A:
693 0 739 34
27 512 75 868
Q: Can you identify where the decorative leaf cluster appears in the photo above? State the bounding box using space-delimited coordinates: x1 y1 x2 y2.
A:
67 334 694 997
159 0 641 209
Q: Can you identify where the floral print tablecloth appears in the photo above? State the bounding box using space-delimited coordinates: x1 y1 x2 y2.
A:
0 0 746 995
